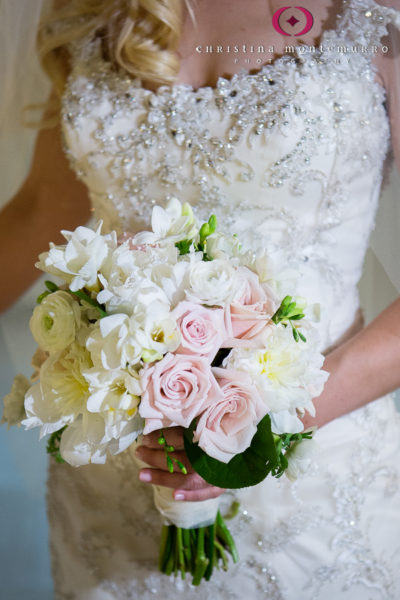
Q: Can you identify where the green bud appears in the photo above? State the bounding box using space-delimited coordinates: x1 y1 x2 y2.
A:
141 349 163 363
208 214 217 234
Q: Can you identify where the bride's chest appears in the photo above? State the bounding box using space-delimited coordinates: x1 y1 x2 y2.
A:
61 48 389 235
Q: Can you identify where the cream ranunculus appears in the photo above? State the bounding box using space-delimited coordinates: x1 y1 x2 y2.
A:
36 222 117 292
1 374 30 427
30 291 82 354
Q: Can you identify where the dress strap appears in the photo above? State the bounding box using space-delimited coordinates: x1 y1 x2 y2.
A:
335 0 400 46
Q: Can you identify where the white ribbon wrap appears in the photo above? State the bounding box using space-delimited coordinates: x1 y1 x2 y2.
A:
132 444 221 529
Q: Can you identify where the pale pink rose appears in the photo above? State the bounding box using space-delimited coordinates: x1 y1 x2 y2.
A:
139 353 223 434
172 301 229 362
222 267 276 348
193 367 267 463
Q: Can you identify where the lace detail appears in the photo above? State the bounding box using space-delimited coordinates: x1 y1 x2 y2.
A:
49 1 400 598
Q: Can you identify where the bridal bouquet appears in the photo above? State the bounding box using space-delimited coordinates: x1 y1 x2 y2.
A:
2 198 328 584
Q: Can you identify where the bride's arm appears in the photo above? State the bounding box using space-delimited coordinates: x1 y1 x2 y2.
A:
0 110 91 313
303 297 400 429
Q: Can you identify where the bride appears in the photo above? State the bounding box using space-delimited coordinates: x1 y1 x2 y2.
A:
1 0 400 597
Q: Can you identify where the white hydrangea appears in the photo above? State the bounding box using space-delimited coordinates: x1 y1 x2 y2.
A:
36 222 117 292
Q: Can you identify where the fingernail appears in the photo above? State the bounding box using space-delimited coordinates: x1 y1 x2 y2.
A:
174 492 185 500
139 471 152 482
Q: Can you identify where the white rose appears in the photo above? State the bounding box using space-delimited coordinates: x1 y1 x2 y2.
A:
187 259 238 306
285 438 316 481
36 222 117 292
1 374 30 427
30 291 81 353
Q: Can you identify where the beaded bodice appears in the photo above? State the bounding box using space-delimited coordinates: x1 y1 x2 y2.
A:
61 0 400 350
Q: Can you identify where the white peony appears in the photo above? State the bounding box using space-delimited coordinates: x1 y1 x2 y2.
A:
225 323 328 420
36 222 117 292
187 259 239 306
22 343 92 437
59 411 143 467
285 437 317 481
1 374 30 427
30 291 82 354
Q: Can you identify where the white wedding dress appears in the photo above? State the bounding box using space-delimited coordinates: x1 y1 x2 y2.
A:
47 1 400 598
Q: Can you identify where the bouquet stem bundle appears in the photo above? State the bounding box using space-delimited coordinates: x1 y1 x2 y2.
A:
159 511 238 585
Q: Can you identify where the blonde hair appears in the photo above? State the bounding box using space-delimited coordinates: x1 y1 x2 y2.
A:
38 0 188 100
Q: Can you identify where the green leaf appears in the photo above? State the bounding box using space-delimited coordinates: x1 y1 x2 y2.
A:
46 427 67 463
36 290 51 304
45 280 59 293
184 414 278 488
175 239 193 255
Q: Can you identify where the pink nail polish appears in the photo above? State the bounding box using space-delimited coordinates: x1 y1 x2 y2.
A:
175 492 185 500
139 471 152 482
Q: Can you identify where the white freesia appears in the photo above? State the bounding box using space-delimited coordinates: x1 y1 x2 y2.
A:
1 374 30 427
205 232 242 260
98 269 170 316
133 198 198 245
225 324 328 419
285 437 317 481
86 313 142 370
83 367 143 440
22 343 92 437
187 259 239 306
133 301 181 356
36 222 117 292
30 291 82 354
86 300 180 371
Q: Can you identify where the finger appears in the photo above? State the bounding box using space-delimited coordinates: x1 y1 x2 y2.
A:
141 427 185 449
139 469 209 491
173 487 225 502
135 446 193 473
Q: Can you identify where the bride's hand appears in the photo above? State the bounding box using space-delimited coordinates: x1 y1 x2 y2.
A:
135 427 225 502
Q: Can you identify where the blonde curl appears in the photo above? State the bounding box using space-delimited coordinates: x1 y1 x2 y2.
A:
38 0 187 102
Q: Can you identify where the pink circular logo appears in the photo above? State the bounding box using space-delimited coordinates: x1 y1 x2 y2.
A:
272 6 314 36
